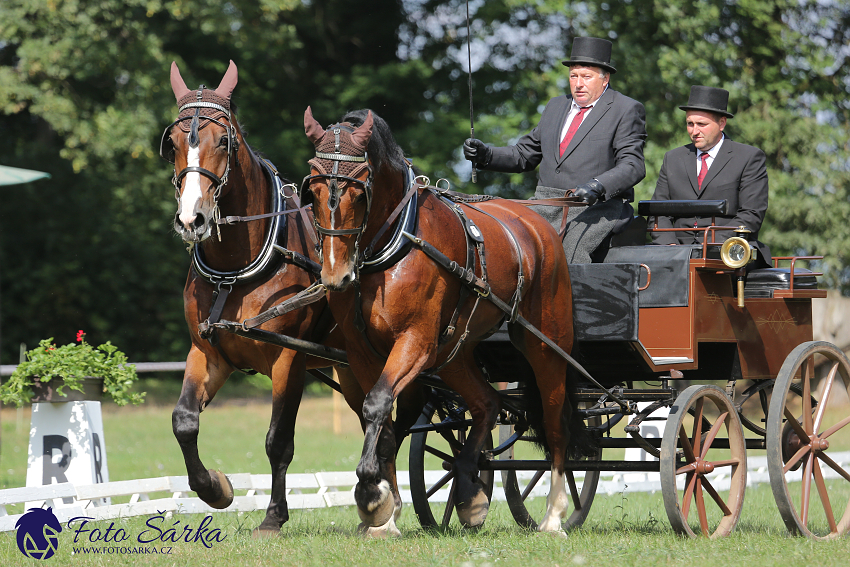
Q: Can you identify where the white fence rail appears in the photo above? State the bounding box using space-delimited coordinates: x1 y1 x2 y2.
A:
2 451 849 532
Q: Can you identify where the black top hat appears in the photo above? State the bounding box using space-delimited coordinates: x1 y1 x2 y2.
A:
679 86 734 118
561 37 616 74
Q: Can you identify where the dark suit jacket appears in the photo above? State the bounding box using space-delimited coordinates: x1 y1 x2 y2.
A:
483 88 647 202
651 138 771 265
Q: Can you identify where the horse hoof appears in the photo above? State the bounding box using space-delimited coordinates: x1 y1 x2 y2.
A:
357 517 401 539
537 527 568 538
252 527 280 539
356 479 395 527
206 469 234 509
456 489 490 529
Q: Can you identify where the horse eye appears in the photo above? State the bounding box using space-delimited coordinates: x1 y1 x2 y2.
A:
354 192 367 204
217 136 229 148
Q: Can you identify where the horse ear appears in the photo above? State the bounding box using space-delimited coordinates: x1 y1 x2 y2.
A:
215 60 238 100
170 62 191 101
304 106 326 146
350 111 374 150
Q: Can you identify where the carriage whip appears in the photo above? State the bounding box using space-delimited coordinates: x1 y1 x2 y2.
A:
466 0 477 183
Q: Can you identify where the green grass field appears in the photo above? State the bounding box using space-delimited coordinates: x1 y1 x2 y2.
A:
2 382 850 566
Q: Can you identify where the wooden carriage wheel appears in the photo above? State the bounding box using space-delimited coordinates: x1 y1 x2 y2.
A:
660 384 747 538
408 405 494 529
498 411 602 531
767 341 850 539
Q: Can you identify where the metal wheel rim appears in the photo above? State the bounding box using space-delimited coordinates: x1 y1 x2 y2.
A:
661 384 747 538
409 405 494 530
766 341 850 540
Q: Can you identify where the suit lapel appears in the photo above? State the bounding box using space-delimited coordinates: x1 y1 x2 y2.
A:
685 144 699 196
700 139 733 192
559 89 614 162
553 97 573 164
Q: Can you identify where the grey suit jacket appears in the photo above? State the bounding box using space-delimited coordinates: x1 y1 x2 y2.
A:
483 88 647 202
651 138 771 265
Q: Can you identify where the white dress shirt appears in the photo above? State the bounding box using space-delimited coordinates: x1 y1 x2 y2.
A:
696 135 725 175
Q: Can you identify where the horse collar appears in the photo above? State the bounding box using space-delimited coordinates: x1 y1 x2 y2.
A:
192 159 286 285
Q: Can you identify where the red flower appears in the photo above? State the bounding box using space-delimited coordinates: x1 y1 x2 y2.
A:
76 329 85 342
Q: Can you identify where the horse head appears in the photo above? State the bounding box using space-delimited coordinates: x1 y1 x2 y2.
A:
162 60 241 244
303 106 374 291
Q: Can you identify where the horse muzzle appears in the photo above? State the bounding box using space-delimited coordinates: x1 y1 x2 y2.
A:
174 211 213 243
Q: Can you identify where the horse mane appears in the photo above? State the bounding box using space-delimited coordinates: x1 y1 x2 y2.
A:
340 109 406 175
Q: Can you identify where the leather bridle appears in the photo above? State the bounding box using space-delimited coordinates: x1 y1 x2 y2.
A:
300 123 374 260
160 86 240 230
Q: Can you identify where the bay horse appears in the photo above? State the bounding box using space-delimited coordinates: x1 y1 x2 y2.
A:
302 107 581 535
162 61 374 536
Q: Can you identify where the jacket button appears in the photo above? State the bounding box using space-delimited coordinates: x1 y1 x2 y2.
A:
556 168 560 174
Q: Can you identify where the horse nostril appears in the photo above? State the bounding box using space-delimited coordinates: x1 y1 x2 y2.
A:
193 213 206 229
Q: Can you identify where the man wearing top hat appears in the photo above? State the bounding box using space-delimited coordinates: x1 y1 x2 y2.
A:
651 85 771 266
463 36 647 263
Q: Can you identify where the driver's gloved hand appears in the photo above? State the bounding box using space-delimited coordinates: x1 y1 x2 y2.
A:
463 138 492 168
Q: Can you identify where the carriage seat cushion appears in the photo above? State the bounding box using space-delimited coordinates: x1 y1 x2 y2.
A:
744 268 818 298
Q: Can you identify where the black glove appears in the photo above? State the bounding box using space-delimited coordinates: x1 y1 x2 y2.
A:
573 179 605 206
463 138 492 168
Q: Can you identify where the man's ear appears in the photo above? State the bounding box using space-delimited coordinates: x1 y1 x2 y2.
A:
719 116 727 131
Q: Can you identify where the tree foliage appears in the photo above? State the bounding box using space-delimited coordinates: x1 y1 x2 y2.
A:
0 0 848 366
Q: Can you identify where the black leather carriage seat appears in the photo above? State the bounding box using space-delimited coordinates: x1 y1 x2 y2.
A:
744 268 819 298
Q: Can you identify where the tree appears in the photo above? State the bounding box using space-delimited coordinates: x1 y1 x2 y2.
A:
0 0 430 364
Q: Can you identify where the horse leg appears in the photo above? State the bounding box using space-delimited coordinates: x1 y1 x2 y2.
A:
439 350 502 528
514 324 573 534
253 350 306 537
354 339 432 533
172 345 234 508
357 417 404 538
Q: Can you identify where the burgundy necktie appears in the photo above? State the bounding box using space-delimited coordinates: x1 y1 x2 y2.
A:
559 106 590 157
697 152 710 191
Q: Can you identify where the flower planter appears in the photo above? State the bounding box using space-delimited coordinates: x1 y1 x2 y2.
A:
29 376 104 403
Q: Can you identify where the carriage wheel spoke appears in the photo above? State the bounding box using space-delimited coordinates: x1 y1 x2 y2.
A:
707 458 739 469
783 445 811 474
802 357 814 434
425 470 454 499
817 452 850 483
813 362 839 433
441 480 456 528
692 398 705 455
438 429 464 453
678 425 696 463
566 472 581 511
521 470 546 501
700 412 728 459
812 458 838 533
695 477 710 536
783 407 809 441
677 462 697 475
800 452 814 525
701 477 732 516
681 472 697 518
425 445 454 463
758 387 770 415
821 415 850 440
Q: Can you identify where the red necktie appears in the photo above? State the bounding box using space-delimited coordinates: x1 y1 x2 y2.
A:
559 106 590 157
697 152 710 191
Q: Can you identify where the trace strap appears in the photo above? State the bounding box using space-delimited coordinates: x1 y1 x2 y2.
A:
401 229 631 412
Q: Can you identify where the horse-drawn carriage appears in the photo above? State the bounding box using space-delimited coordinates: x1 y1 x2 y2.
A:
161 62 850 541
408 199 849 540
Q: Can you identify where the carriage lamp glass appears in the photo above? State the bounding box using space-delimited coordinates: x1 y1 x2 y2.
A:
720 237 752 269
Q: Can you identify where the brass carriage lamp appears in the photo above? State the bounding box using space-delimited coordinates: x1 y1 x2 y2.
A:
720 227 757 307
